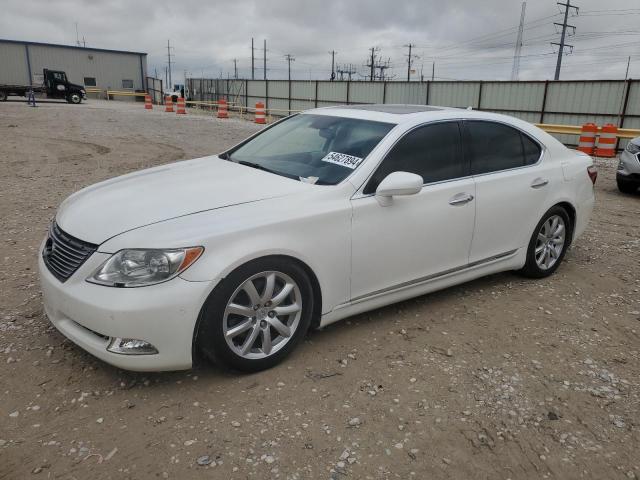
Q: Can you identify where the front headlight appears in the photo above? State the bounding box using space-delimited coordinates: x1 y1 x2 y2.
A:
626 142 640 155
87 247 203 287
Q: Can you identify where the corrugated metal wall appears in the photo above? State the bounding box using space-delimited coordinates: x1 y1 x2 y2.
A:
186 78 640 147
0 40 147 91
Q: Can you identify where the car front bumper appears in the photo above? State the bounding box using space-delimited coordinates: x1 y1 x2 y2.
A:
38 247 214 371
617 149 640 178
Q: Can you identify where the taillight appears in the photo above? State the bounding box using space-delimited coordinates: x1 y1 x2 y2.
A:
587 165 597 185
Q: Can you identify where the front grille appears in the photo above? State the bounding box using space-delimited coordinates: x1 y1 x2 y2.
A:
43 222 97 282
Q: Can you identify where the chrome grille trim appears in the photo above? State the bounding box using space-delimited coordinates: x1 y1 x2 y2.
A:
42 222 98 282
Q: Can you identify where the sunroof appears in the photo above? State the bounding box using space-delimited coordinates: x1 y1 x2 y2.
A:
339 104 443 114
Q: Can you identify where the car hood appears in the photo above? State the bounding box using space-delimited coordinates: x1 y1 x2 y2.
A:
56 156 309 245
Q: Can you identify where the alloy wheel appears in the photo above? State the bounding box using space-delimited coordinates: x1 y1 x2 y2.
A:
535 214 566 270
222 271 302 360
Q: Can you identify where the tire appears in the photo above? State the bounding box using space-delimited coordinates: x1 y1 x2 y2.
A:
519 206 572 278
617 178 638 194
196 257 314 372
67 93 82 104
0 91 7 102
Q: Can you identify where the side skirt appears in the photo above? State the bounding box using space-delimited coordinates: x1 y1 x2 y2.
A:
319 248 523 328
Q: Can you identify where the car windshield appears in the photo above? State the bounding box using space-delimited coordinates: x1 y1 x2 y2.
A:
227 114 395 185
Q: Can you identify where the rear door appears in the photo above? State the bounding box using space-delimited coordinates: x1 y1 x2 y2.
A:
350 121 476 300
463 120 551 263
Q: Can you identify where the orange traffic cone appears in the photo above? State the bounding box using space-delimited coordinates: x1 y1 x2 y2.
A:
255 102 266 124
595 124 618 158
176 97 186 115
165 96 174 113
577 123 597 155
217 98 229 119
144 94 152 110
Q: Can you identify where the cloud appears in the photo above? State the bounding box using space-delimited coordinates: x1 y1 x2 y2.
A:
1 0 638 82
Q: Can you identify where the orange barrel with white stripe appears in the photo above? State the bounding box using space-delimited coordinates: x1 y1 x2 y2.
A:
144 94 152 110
165 96 174 113
595 123 618 158
255 102 266 124
217 98 229 119
577 123 597 155
176 97 186 114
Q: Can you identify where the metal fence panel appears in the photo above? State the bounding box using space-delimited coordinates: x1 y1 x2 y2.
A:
430 82 481 108
291 99 315 112
385 82 428 104
545 81 626 115
268 80 288 98
291 81 315 100
247 80 266 97
481 82 545 111
349 83 384 104
482 109 540 123
624 81 640 116
317 82 348 102
268 97 289 113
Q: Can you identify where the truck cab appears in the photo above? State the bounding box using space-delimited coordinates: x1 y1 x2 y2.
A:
43 69 86 104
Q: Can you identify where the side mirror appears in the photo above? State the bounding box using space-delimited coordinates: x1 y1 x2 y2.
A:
375 171 423 206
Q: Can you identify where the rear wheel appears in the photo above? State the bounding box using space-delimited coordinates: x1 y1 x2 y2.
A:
519 206 571 278
196 257 313 372
617 178 638 194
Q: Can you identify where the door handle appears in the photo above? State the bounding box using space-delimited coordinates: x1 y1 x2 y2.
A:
449 193 474 206
531 178 549 189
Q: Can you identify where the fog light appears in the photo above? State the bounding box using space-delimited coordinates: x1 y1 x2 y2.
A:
107 337 158 355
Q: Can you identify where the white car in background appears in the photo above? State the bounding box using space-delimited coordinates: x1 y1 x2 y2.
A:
39 105 596 372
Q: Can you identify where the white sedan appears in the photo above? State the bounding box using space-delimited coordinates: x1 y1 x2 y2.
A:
39 105 596 372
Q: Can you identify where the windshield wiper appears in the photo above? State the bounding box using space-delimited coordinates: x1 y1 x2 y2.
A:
237 160 282 175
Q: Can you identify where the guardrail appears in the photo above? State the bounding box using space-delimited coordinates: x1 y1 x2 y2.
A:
106 90 147 98
535 123 640 139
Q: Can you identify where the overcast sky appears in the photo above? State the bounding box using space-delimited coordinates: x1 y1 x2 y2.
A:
1 0 639 83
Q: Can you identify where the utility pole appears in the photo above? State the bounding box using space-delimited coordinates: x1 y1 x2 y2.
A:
432 61 435 81
285 54 295 81
75 22 80 47
366 47 378 81
625 56 631 79
251 38 255 80
552 0 578 80
404 43 418 81
329 50 336 81
233 59 238 79
511 2 527 81
263 39 267 80
166 39 173 88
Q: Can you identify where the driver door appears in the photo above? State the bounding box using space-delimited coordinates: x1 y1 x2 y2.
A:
350 121 476 300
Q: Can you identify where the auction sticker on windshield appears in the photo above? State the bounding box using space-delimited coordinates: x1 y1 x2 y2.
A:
321 152 364 170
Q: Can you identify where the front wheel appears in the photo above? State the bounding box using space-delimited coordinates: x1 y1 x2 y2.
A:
0 91 7 102
67 93 82 104
617 178 638 194
196 257 313 372
519 206 572 278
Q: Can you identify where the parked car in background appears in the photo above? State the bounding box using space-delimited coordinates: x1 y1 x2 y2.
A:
617 137 640 194
164 83 184 103
38 105 596 373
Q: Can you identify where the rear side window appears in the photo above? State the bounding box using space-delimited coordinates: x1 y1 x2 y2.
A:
465 121 541 175
364 121 466 194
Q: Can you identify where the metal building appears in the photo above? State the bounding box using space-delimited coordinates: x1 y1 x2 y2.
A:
0 39 147 92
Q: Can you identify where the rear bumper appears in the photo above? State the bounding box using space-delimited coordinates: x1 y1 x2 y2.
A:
38 247 214 371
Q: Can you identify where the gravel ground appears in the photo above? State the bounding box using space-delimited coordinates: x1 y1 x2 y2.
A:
0 100 639 480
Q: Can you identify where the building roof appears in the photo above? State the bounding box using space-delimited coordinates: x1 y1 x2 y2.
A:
0 38 146 56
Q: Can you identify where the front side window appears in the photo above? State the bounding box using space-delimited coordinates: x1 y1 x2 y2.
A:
227 114 395 185
465 121 541 175
53 72 67 82
364 121 466 194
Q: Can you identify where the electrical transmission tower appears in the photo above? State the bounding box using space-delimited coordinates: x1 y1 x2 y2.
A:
336 64 356 81
511 2 527 80
329 50 337 81
404 44 419 81
375 58 393 81
552 0 578 80
365 47 380 81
